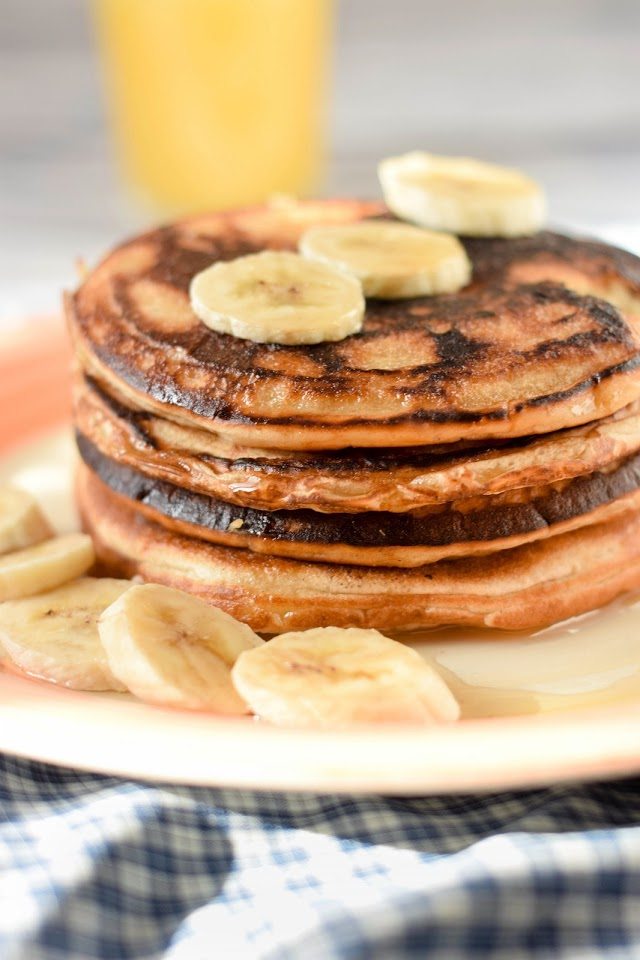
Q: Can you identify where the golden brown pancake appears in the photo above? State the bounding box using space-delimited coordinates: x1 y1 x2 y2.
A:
78 464 640 634
67 200 640 451
75 373 640 514
77 435 640 567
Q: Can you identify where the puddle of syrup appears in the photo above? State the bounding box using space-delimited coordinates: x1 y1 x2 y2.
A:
395 592 640 717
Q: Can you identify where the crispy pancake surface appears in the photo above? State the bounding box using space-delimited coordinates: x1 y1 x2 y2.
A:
68 200 640 450
78 464 640 634
465 231 640 320
75 374 640 514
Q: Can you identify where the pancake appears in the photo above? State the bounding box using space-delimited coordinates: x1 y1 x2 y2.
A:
77 436 640 567
78 463 640 634
465 231 640 323
75 374 640 514
67 199 640 451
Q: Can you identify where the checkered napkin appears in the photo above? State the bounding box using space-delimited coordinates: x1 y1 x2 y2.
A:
1 754 640 960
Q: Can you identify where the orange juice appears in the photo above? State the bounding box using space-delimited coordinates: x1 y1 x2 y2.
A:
93 0 333 212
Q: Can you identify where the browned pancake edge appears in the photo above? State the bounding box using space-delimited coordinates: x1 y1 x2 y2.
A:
77 433 640 567
77 464 640 634
75 372 640 513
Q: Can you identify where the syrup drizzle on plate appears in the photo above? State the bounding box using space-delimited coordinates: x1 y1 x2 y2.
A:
403 595 640 717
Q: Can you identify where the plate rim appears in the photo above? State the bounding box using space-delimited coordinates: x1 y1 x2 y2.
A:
1 668 640 793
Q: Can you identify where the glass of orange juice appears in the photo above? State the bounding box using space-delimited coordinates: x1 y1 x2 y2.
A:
93 0 334 213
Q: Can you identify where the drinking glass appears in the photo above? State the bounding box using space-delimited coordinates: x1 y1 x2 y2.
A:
93 0 334 212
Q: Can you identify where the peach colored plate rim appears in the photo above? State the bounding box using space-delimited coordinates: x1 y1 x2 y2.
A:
2 666 640 793
2 323 640 793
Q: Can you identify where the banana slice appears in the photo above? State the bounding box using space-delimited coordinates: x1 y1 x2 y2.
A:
0 577 131 690
0 533 94 602
379 152 546 237
189 250 365 345
98 583 264 713
232 627 460 728
0 486 52 555
299 220 471 298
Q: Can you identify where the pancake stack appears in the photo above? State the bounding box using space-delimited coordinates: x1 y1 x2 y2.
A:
67 198 640 634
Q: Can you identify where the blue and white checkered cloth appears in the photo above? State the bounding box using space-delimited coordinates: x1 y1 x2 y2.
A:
1 754 640 959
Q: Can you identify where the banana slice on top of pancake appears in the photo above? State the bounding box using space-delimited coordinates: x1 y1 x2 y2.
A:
379 152 546 237
190 249 365 345
232 627 460 727
299 220 471 298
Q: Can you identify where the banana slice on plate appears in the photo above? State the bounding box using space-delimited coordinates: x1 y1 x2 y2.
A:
0 577 131 690
379 152 546 237
98 583 263 713
299 220 471 298
0 486 52 555
232 627 460 728
0 533 94 601
189 250 365 345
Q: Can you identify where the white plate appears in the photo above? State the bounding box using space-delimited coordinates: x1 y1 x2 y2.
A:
1 428 640 794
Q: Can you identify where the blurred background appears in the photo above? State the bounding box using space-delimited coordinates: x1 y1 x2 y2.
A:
2 0 639 324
